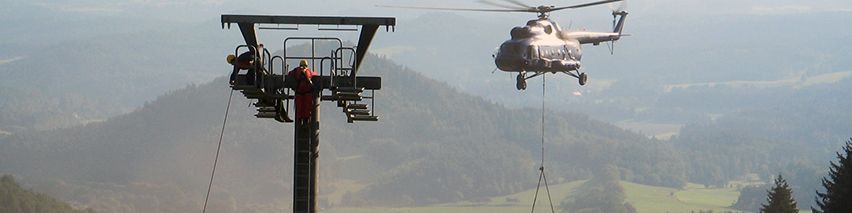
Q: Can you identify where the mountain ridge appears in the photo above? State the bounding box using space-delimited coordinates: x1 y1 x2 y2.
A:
0 53 685 211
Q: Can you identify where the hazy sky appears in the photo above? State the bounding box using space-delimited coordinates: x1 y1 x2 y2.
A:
4 0 850 108
13 0 852 22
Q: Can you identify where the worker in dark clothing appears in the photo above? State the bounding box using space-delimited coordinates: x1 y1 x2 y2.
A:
287 59 317 124
227 44 264 85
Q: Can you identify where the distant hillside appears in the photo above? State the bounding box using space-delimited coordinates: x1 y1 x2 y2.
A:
0 86 113 134
0 53 684 211
0 19 234 110
0 175 94 213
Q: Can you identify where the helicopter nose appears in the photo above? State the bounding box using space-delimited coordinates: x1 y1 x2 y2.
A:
495 56 525 71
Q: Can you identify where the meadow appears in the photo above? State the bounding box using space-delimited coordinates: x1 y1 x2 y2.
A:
326 180 754 213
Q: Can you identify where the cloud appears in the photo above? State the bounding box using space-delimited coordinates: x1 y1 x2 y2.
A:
372 46 418 58
750 5 815 15
58 6 124 14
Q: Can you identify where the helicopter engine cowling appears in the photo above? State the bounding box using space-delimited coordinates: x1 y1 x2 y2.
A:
510 27 533 39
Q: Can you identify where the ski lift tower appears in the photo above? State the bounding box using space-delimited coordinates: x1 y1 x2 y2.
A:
221 15 395 213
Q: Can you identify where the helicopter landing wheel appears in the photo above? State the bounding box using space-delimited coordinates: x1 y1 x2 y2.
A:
578 72 588 86
516 73 527 90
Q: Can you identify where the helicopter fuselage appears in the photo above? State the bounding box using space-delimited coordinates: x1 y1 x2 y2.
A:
378 0 627 88
494 10 627 75
495 19 583 73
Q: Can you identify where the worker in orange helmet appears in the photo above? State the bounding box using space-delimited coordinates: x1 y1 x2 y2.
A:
227 44 264 85
287 59 318 124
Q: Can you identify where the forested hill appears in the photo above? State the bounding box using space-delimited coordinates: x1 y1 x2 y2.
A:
0 54 684 211
0 175 94 213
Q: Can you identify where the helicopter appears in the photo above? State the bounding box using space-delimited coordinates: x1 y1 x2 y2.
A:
382 0 628 90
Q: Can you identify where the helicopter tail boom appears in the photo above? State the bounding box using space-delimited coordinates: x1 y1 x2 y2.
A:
561 32 620 45
561 11 627 45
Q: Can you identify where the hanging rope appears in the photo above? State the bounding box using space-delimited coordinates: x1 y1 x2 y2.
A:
530 74 556 213
202 89 235 213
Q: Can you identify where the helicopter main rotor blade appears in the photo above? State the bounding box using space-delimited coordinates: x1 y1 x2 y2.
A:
551 0 623 11
499 0 534 9
615 0 628 11
377 5 529 12
477 0 530 10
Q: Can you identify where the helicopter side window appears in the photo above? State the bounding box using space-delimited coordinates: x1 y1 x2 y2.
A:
528 46 538 60
564 45 576 60
540 46 560 59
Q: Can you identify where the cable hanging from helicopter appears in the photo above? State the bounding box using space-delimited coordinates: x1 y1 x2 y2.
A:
380 0 628 90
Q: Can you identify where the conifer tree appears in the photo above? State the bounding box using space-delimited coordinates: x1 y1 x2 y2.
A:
760 174 797 213
813 138 852 213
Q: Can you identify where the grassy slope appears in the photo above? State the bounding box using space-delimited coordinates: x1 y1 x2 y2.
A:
327 181 748 213
624 182 740 213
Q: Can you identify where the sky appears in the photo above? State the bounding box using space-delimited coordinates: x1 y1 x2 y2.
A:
3 0 851 110
12 0 852 21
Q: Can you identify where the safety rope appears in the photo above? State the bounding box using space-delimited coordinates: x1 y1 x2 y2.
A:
530 74 556 213
202 89 234 213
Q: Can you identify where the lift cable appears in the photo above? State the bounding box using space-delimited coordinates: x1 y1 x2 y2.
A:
202 89 235 213
530 74 556 213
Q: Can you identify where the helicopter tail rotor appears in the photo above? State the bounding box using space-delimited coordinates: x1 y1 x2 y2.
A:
606 13 617 54
607 0 628 54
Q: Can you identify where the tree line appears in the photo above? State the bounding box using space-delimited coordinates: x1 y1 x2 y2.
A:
738 138 852 213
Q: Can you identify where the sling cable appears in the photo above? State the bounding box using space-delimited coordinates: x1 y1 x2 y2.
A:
530 75 556 213
202 89 235 213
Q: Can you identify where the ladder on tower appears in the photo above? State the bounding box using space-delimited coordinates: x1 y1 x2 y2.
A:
293 122 315 213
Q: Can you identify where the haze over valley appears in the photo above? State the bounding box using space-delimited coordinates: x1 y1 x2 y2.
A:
1 0 851 212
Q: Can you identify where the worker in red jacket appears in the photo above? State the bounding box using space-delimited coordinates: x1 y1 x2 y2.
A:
227 44 264 85
288 60 318 124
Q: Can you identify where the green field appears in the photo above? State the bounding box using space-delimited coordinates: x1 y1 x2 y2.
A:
664 71 852 92
624 182 741 213
614 120 683 140
0 57 23 65
326 181 753 213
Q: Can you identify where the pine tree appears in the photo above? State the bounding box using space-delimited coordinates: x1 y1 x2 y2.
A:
760 174 797 213
813 138 852 213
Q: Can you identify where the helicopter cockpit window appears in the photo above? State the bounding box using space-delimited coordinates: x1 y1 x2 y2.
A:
500 44 523 56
